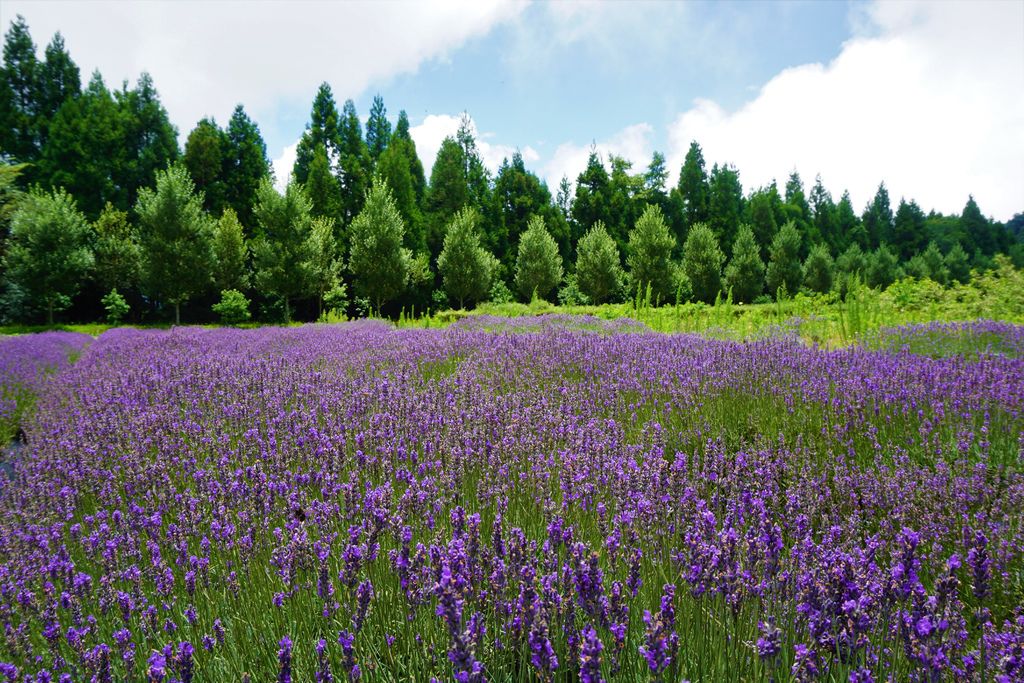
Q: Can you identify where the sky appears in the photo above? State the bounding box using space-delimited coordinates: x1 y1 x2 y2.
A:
3 0 1023 221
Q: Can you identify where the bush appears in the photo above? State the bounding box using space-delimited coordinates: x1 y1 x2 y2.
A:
101 289 130 325
557 274 590 306
765 221 802 298
515 216 563 302
682 222 725 303
627 205 676 304
212 289 251 325
802 244 834 294
575 221 623 304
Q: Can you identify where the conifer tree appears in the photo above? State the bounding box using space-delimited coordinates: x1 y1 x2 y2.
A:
627 204 677 304
575 221 624 305
724 224 765 303
365 94 391 165
252 178 313 321
515 215 562 301
348 176 409 311
766 220 803 297
676 141 709 228
437 208 497 309
212 207 249 292
682 221 725 304
802 243 834 294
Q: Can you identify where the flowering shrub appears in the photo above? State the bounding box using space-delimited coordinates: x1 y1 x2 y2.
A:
0 322 1021 681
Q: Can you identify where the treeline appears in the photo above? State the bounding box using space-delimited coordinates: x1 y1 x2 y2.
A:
1 16 1022 325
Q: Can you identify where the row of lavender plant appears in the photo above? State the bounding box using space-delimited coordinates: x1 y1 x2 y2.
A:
0 332 92 444
0 320 1021 681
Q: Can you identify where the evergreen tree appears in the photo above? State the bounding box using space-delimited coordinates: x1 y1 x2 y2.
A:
425 137 468 257
0 15 40 164
455 114 492 213
135 164 213 324
944 243 970 284
252 178 313 321
115 72 179 208
642 151 669 206
724 224 765 303
39 72 122 217
707 163 743 256
605 155 642 253
809 174 838 252
0 162 25 261
212 207 249 292
365 94 391 165
392 111 426 204
890 198 926 261
223 105 270 231
575 221 623 305
348 175 409 311
514 215 562 301
337 99 372 225
676 141 709 228
183 118 229 215
93 202 141 295
835 242 868 296
960 195 994 256
35 32 80 159
377 137 423 253
304 215 341 317
4 187 93 323
492 152 558 270
765 221 803 297
866 243 899 289
293 83 340 184
305 143 343 223
905 242 948 285
682 221 725 303
862 182 893 249
746 186 778 263
437 208 497 309
782 171 815 250
835 190 865 250
802 243 834 294
571 150 611 247
627 204 676 304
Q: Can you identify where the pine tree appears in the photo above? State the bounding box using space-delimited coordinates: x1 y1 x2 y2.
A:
682 222 725 304
708 163 743 257
377 137 423 252
348 176 409 311
802 243 834 294
365 94 391 166
835 242 867 296
224 105 270 231
890 198 926 261
866 244 898 289
960 195 994 256
809 174 838 252
337 99 372 225
4 187 93 324
135 164 213 324
36 32 80 158
677 141 709 228
492 152 558 270
515 215 562 301
116 72 179 208
575 221 623 305
627 204 677 304
0 15 40 164
437 208 497 309
746 186 778 263
905 242 948 285
293 82 340 184
944 243 970 284
835 190 864 250
862 182 893 249
783 171 815 251
212 207 249 292
252 178 314 321
724 224 764 303
392 111 426 204
605 155 641 253
571 150 611 246
305 143 343 223
183 118 229 215
425 137 468 258
765 221 803 298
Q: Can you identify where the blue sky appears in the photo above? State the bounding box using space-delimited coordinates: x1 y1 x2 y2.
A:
3 0 1023 219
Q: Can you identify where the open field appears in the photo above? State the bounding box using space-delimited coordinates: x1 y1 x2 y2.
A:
1 318 1022 681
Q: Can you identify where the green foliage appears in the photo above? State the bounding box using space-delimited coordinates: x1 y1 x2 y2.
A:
135 164 213 324
437 208 497 309
337 99 372 225
322 282 348 317
866 243 899 290
765 221 803 298
571 150 612 246
304 143 343 222
252 178 313 321
293 82 340 185
183 117 229 215
212 208 249 292
905 241 948 285
514 215 563 302
677 140 709 228
491 152 560 269
304 216 341 316
682 221 725 303
627 204 677 304
377 136 424 252
708 163 743 254
92 203 140 293
100 288 129 324
835 242 868 297
890 198 926 261
348 176 409 310
557 273 590 306
223 105 270 229
488 278 513 304
802 243 835 294
724 224 765 303
575 221 623 305
365 94 391 165
945 242 971 284
3 187 93 323
746 185 778 262
211 289 251 325
863 182 893 248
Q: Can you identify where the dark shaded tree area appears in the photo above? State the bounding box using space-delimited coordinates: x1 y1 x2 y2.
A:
1 15 1020 324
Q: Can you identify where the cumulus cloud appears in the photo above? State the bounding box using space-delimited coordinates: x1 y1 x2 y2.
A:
271 142 298 192
2 0 525 143
666 0 1024 221
540 123 655 193
409 113 537 177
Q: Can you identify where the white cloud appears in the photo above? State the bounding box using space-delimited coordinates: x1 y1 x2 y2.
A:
665 0 1024 221
2 0 525 142
540 123 655 193
271 142 298 192
409 113 537 177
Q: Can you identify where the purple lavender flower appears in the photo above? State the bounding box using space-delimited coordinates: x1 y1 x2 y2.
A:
278 636 292 683
579 623 605 683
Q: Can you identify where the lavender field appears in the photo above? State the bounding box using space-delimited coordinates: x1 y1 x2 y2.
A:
1 319 1023 682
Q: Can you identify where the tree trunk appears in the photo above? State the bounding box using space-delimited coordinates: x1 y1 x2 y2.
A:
174 302 180 326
